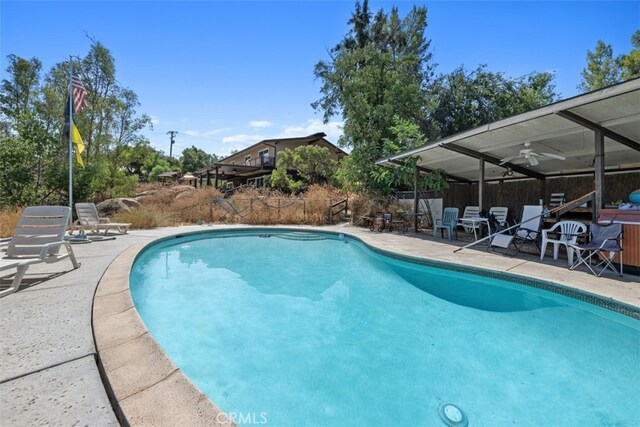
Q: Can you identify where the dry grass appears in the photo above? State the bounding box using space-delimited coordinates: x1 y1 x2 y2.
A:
112 206 174 229
0 206 23 238
111 184 354 229
222 185 348 226
349 194 410 227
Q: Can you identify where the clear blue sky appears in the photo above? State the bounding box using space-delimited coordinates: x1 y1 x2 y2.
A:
2 1 638 157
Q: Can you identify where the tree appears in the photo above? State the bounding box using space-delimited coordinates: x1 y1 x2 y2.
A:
620 30 640 81
270 145 337 192
313 1 434 194
578 40 622 92
148 159 173 182
0 40 153 208
0 55 41 123
181 145 216 173
426 66 557 140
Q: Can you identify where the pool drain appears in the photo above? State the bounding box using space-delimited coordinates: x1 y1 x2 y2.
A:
438 403 467 427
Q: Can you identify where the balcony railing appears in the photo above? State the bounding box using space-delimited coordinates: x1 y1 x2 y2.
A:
244 156 276 168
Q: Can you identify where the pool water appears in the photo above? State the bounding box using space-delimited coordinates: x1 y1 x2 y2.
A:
130 230 640 426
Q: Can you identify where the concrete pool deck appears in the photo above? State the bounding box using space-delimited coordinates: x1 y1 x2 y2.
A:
1 224 639 425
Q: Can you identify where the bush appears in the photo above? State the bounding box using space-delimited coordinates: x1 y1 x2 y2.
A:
0 206 23 238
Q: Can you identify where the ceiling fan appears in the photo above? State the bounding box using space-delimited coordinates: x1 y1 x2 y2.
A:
499 142 566 166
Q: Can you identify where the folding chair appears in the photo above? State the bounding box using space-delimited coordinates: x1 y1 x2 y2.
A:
569 222 623 277
489 205 543 256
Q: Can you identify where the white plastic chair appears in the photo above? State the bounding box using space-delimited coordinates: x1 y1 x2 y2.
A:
0 206 80 297
540 220 587 266
74 203 131 235
488 207 509 228
457 206 480 234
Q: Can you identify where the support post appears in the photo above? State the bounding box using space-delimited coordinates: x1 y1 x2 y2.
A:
214 167 219 189
478 158 485 212
206 170 211 186
594 129 605 219
414 166 419 232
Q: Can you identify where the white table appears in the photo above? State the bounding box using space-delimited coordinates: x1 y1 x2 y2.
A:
458 217 491 241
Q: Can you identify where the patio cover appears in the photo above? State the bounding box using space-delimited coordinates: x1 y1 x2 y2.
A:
376 78 640 183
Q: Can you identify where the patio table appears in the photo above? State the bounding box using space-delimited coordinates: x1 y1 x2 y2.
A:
458 217 491 241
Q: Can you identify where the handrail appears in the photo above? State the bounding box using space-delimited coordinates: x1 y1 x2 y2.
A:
553 190 595 219
329 198 348 224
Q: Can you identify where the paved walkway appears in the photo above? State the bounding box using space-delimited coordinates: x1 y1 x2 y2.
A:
1 224 638 425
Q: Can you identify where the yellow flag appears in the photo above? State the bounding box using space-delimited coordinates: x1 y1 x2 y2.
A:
71 121 85 167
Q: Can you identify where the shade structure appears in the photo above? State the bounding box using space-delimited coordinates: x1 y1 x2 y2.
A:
377 78 640 183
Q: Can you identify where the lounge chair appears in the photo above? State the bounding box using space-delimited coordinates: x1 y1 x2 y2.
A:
548 192 566 208
569 222 623 277
434 207 459 241
488 207 509 228
0 206 80 297
540 220 587 266
74 203 131 235
457 206 480 234
489 205 544 255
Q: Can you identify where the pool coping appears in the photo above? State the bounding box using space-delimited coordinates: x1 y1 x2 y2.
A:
92 226 640 426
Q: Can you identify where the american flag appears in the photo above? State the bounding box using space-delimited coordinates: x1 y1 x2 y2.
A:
72 73 88 113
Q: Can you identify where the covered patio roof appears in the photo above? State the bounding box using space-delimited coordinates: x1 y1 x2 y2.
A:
377 78 640 183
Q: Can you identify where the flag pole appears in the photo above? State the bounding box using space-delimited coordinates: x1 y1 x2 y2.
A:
68 56 74 214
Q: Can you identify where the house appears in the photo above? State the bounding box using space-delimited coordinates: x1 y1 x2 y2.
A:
195 132 347 189
156 171 180 184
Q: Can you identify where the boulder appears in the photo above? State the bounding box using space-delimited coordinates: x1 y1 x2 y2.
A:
96 198 140 216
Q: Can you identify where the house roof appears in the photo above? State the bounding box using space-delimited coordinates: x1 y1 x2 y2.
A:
219 132 348 162
157 171 179 178
376 78 640 182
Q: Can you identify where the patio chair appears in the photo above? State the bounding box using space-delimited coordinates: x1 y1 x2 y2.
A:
457 206 480 234
569 222 623 277
434 207 459 241
488 207 509 228
489 205 544 256
0 206 80 297
540 220 587 266
74 203 131 235
548 192 566 208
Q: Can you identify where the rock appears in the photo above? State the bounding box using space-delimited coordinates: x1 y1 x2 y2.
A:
96 198 140 215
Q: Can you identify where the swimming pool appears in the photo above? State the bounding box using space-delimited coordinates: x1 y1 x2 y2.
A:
130 229 640 426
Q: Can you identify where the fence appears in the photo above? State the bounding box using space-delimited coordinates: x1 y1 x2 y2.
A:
211 196 348 226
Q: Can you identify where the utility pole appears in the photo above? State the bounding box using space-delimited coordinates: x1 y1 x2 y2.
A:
167 130 178 158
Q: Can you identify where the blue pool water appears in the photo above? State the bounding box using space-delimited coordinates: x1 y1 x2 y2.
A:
130 230 640 426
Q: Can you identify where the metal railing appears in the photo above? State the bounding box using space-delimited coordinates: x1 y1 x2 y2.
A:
244 156 276 168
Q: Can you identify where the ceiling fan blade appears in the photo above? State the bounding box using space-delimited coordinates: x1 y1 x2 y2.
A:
540 152 566 161
499 155 520 165
528 155 539 166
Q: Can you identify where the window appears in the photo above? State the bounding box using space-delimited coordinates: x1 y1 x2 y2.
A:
244 155 251 165
258 149 271 167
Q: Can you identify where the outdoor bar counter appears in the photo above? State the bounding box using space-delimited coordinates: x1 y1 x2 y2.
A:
599 209 640 274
